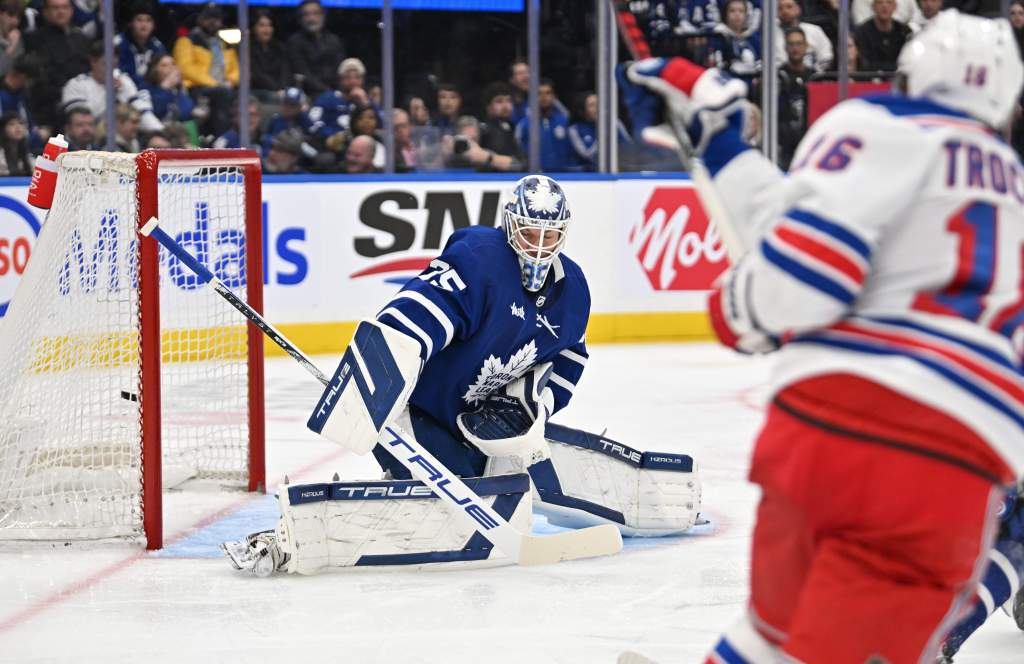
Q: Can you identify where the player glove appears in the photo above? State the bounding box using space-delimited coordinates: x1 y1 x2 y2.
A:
625 57 752 174
708 255 780 355
457 363 555 465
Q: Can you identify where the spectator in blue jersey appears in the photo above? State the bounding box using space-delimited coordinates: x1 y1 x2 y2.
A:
515 78 572 172
144 54 197 129
287 0 344 97
707 0 762 81
0 55 38 135
213 99 263 154
568 91 631 172
0 113 32 175
250 10 293 103
434 82 462 136
325 102 385 170
307 58 369 141
479 81 524 170
114 1 166 88
263 87 309 145
0 0 24 80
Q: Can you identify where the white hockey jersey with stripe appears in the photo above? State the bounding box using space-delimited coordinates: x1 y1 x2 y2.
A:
714 94 1024 475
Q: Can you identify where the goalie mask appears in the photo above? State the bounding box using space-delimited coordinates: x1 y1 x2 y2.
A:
503 175 571 292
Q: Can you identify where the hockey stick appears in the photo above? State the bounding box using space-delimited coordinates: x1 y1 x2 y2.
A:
611 0 745 261
139 217 623 566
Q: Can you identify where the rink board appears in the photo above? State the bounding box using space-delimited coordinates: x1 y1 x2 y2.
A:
0 173 726 354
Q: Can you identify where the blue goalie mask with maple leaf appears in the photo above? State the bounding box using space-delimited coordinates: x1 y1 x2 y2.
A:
502 175 572 292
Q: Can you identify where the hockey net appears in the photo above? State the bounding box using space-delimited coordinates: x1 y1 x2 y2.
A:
0 150 265 549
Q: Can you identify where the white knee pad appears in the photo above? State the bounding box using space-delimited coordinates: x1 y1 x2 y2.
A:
486 424 702 537
276 472 532 574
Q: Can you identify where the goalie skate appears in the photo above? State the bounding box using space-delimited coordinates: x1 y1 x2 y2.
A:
221 530 288 578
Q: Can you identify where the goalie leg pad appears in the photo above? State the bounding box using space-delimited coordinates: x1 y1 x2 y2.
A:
307 320 422 455
487 423 702 536
275 472 532 574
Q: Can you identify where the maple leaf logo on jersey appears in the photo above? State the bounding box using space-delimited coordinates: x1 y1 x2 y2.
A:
462 341 539 405
525 180 562 215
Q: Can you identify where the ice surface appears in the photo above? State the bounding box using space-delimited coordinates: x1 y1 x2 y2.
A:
0 343 1020 663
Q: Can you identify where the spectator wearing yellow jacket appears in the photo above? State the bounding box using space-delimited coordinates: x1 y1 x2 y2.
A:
172 2 236 135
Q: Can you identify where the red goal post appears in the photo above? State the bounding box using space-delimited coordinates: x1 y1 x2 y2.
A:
0 149 265 550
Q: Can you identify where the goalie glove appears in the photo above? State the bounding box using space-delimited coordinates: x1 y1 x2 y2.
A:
625 57 751 174
457 363 555 465
708 255 779 355
221 529 289 578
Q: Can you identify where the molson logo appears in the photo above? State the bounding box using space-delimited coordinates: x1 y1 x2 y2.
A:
630 186 728 291
350 189 503 284
0 196 42 317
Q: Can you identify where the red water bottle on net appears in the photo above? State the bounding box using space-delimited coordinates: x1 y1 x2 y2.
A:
27 133 69 210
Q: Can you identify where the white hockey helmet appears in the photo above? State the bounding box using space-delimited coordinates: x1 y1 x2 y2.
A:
503 174 571 292
897 9 1023 128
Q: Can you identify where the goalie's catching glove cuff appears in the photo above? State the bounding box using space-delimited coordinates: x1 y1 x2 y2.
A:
457 363 555 464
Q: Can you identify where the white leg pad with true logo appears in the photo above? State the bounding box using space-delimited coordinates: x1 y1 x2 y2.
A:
307 320 423 455
275 471 533 574
486 424 702 537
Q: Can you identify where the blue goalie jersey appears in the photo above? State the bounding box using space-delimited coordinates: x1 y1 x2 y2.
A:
376 226 591 435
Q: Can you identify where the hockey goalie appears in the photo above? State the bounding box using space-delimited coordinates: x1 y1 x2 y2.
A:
222 174 702 576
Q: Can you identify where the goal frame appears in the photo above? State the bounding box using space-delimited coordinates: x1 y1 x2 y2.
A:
135 149 265 549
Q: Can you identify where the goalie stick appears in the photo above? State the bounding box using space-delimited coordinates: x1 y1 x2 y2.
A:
611 0 745 261
138 216 623 566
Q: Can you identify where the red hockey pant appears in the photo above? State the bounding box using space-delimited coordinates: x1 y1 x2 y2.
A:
748 374 1009 664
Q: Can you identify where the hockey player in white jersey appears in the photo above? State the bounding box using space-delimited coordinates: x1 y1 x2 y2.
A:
222 175 702 576
626 9 1023 664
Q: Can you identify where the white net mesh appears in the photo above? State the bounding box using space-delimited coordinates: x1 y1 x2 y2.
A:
0 152 255 542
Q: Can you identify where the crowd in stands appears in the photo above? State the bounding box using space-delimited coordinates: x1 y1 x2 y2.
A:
0 0 1017 177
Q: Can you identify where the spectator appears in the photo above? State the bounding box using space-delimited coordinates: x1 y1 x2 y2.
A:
344 134 379 174
854 0 912 72
113 104 142 153
567 91 630 172
68 0 100 39
479 81 524 168
445 114 481 169
367 80 382 108
250 10 293 102
287 0 344 97
329 102 385 169
508 57 529 125
213 99 263 153
145 131 171 149
115 1 166 88
435 82 462 136
307 58 368 140
775 0 834 72
264 87 309 147
162 121 193 148
853 0 923 26
144 54 198 128
802 0 840 44
0 55 38 134
24 0 91 130
263 128 306 174
0 0 24 80
778 27 812 170
0 112 31 175
515 78 572 172
63 107 96 151
1012 0 1024 57
173 2 238 135
62 41 163 134
912 0 943 30
407 95 431 125
708 0 762 80
393 108 417 172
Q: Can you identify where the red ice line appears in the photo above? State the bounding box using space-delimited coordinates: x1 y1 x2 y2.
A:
0 446 350 635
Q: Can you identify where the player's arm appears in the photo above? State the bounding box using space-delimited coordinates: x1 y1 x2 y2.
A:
548 337 588 414
308 236 487 453
709 107 930 352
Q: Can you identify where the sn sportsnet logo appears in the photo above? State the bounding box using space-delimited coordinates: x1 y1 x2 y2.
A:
349 189 502 285
630 186 728 291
